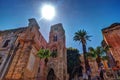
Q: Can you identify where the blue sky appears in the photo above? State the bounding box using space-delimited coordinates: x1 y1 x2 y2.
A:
0 0 120 53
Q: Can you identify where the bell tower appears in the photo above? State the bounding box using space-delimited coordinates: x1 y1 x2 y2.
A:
47 23 68 80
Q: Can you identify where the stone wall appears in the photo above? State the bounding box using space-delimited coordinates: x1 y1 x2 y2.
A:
1 18 47 80
0 32 18 80
44 23 68 80
0 18 68 80
102 23 120 67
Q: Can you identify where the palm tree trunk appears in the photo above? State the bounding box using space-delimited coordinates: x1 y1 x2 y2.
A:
82 43 89 71
96 55 101 68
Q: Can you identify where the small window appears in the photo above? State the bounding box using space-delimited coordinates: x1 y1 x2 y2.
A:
2 40 10 48
51 49 57 58
38 67 40 73
53 35 57 42
54 27 58 30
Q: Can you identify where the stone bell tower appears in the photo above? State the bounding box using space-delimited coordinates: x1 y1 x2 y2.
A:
47 23 68 80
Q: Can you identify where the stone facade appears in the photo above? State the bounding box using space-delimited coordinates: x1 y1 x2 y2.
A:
47 23 67 80
101 40 115 68
0 18 68 80
102 23 120 67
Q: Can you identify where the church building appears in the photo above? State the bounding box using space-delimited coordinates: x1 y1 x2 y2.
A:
0 18 68 80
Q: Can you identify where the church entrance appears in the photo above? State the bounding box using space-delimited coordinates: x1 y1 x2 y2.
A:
47 69 56 80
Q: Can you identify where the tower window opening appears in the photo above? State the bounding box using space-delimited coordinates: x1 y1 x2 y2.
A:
38 67 40 73
53 35 57 42
51 49 57 58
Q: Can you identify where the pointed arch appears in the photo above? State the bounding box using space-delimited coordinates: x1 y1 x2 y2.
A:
47 68 56 80
53 35 57 42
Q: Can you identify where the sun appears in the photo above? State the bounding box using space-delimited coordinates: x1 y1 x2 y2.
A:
41 4 55 20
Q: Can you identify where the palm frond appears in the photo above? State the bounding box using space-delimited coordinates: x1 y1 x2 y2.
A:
88 47 94 51
87 47 98 59
37 49 51 59
73 29 91 44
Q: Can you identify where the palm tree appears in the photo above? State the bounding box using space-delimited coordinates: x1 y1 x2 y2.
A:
37 49 51 80
37 49 51 65
88 46 109 68
73 29 91 71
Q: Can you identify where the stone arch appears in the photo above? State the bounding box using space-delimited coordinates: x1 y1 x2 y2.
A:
47 68 56 80
49 45 57 51
51 46 57 52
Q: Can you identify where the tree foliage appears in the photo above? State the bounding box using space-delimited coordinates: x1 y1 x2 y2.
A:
37 49 51 59
51 50 57 58
87 46 109 67
37 49 51 65
67 47 81 79
73 29 91 45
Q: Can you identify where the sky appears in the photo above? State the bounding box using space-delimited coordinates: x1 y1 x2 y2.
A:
0 0 120 53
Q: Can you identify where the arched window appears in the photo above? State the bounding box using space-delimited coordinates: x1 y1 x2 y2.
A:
38 67 40 73
51 49 57 58
53 35 57 42
2 40 10 48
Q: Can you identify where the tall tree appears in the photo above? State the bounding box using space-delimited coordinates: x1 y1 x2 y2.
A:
67 47 81 80
73 29 91 71
87 46 109 68
37 49 51 65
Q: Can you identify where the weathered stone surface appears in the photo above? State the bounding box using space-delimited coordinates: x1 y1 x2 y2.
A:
47 23 68 80
0 18 68 80
102 23 120 67
37 23 68 80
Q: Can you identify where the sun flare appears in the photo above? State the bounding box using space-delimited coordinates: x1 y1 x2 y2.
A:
41 4 55 20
